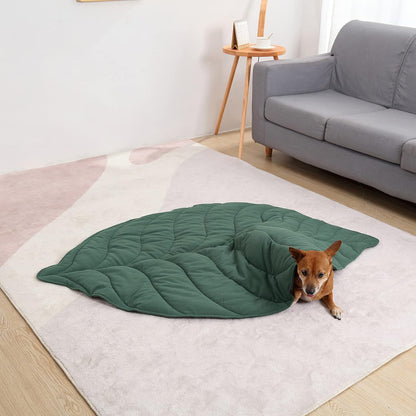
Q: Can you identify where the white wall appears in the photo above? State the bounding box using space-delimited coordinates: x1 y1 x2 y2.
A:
0 0 321 174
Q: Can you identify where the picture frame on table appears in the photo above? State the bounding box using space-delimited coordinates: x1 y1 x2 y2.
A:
231 20 250 50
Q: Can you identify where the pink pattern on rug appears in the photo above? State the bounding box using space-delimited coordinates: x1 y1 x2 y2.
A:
129 139 191 165
0 156 107 266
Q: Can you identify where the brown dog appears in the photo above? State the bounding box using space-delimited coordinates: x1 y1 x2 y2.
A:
289 240 343 319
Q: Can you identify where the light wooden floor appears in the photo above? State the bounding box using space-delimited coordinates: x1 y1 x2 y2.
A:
0 130 415 416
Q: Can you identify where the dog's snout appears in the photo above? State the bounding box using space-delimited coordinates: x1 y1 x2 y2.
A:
305 287 315 295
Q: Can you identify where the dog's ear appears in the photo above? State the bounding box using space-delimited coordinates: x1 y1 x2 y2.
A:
289 247 306 262
325 240 342 259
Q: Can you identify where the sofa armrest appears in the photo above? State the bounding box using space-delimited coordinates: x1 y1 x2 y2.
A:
252 54 335 142
401 138 416 173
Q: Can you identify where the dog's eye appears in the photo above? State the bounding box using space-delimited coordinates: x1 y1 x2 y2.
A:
318 273 324 278
301 270 307 276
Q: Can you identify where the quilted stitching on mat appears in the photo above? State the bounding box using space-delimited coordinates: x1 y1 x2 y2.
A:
37 203 378 318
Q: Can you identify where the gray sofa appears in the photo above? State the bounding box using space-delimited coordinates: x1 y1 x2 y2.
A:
252 20 416 204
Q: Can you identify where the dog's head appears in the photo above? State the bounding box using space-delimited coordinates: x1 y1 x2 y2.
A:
289 240 342 298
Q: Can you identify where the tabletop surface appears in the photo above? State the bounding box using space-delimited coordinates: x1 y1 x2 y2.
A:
223 44 286 57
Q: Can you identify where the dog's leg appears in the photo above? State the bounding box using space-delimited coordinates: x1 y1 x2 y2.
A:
322 292 343 320
291 289 303 306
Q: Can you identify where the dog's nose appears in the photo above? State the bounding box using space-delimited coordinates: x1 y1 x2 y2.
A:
305 288 315 295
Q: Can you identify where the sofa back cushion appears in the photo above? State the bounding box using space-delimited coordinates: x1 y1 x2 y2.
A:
393 39 416 114
331 20 416 107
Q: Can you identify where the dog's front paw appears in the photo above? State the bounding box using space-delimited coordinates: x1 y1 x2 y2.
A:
291 290 302 306
331 306 343 320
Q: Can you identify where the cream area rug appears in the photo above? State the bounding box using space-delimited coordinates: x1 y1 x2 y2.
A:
1 140 415 416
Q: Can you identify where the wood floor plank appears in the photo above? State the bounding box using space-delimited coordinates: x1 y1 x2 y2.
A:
0 288 95 415
0 130 415 415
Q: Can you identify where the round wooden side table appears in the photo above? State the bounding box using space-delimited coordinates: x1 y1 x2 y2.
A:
215 44 286 159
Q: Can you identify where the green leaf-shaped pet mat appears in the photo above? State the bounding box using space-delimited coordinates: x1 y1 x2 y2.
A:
37 203 378 318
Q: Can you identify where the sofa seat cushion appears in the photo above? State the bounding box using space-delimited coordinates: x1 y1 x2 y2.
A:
325 109 416 164
401 139 416 173
265 89 384 140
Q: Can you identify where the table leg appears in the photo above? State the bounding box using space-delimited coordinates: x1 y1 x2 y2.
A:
264 57 277 158
215 56 240 135
238 56 252 159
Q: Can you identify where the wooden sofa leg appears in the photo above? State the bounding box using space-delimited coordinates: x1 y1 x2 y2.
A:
265 146 273 158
